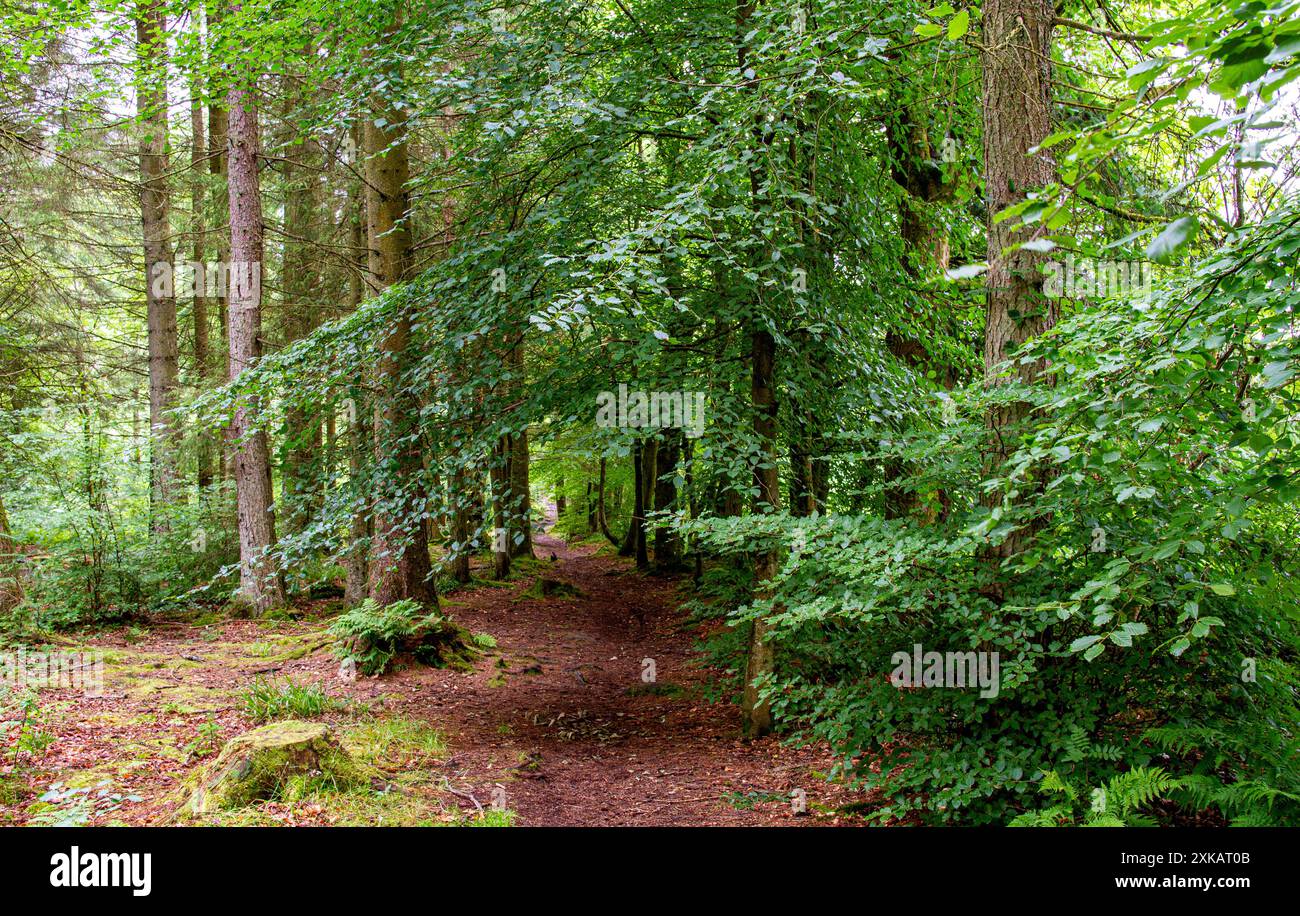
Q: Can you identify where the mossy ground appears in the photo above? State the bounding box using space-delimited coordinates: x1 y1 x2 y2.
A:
0 603 514 827
181 717 512 826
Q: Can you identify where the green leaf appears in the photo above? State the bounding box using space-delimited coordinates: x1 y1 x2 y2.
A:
1069 634 1103 653
1145 216 1199 264
947 9 970 41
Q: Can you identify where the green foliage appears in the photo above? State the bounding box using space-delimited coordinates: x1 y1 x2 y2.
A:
181 717 225 762
1009 767 1178 827
328 598 458 676
1145 721 1300 826
30 780 144 828
241 679 343 723
0 684 54 762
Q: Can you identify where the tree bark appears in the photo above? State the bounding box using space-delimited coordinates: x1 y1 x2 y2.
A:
619 442 642 557
597 458 618 546
981 0 1059 562
507 367 533 559
208 0 231 483
490 440 511 580
225 73 286 612
742 327 778 737
364 38 435 607
653 430 682 572
191 83 214 492
136 1 181 526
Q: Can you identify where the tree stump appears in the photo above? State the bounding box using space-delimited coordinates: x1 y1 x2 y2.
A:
177 721 368 816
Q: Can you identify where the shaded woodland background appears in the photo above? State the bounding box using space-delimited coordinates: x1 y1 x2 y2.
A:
2 0 1300 825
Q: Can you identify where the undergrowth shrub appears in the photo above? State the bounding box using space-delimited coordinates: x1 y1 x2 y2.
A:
241 678 344 722
329 598 491 676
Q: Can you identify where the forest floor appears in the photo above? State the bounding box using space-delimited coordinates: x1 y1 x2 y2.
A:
0 516 867 826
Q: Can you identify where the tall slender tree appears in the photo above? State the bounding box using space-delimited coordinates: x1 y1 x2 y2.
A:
364 10 435 607
190 82 214 492
225 49 286 612
135 0 181 525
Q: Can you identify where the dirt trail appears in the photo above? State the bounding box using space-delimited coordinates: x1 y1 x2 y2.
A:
405 519 854 825
2 513 858 826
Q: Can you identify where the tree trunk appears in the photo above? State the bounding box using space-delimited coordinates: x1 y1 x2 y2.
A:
207 0 231 483
636 437 655 569
0 493 13 559
225 74 286 613
597 458 618 546
191 85 214 492
619 442 642 557
653 430 682 572
136 1 181 526
490 441 511 580
981 0 1059 563
364 41 435 607
504 339 533 558
508 422 533 557
743 327 778 737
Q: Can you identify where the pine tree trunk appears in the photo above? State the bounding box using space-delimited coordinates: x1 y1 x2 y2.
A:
136 1 181 527
225 75 286 613
191 86 214 492
207 0 231 484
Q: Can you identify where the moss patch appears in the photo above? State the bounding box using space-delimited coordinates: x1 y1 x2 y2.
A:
174 721 372 817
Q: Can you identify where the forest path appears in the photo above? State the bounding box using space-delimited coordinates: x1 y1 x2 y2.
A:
396 512 853 825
